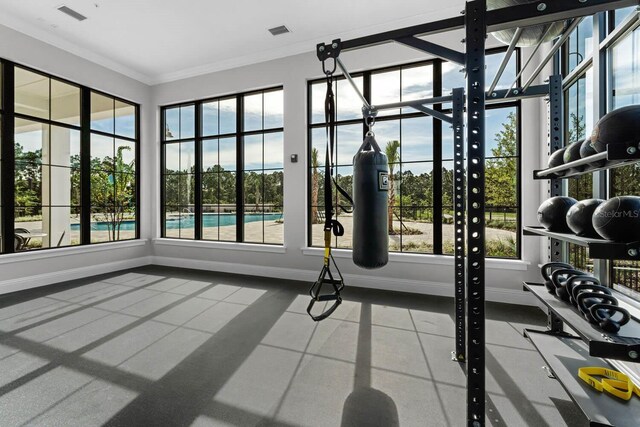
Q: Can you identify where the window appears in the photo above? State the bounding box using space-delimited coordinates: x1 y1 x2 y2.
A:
89 91 138 243
161 87 284 245
556 10 640 295
0 61 139 254
609 22 640 294
564 73 594 271
308 51 520 258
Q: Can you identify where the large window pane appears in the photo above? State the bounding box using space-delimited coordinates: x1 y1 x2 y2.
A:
5 65 137 252
244 93 263 131
161 88 282 244
91 92 114 133
308 63 520 258
611 28 640 109
202 101 219 136
115 100 136 138
15 68 49 120
51 79 80 126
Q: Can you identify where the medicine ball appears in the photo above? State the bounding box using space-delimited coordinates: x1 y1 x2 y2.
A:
592 196 640 242
548 147 567 176
580 137 606 168
487 1 566 47
566 199 605 238
538 197 578 232
590 105 640 154
563 140 584 174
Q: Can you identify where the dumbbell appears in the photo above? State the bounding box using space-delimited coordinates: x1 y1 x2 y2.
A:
540 262 574 294
551 268 586 302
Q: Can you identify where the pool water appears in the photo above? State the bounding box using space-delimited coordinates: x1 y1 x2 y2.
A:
71 213 282 231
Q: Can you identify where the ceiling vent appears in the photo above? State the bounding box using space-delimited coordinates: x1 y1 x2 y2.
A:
268 25 290 36
57 5 87 21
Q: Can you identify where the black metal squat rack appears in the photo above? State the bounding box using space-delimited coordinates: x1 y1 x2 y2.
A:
315 1 639 425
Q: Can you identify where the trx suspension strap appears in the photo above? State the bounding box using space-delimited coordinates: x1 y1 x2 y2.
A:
308 41 353 322
578 367 640 401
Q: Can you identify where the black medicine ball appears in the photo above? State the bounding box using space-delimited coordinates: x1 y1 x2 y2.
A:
563 141 584 174
548 147 567 176
580 137 606 168
590 105 640 153
538 197 578 233
566 199 605 238
592 196 640 242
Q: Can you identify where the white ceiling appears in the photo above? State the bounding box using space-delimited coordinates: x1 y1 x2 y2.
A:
0 0 468 85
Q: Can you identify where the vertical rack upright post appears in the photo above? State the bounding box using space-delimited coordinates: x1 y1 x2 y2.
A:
548 75 564 263
465 0 487 425
453 87 466 362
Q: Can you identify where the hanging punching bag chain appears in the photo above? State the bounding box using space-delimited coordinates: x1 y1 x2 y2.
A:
307 57 352 322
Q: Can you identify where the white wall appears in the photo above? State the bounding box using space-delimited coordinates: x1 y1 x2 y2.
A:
0 22 551 305
0 24 152 292
151 40 549 305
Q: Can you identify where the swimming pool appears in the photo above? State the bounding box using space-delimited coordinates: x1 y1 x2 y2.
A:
71 213 282 231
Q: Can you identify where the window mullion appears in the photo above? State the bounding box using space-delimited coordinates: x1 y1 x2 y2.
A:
236 96 244 243
80 87 91 246
195 102 203 240
1 62 15 253
433 60 444 255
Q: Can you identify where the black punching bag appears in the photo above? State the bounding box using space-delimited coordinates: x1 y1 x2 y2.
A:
353 133 389 269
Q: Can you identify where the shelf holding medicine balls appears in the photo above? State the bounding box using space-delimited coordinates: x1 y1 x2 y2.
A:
534 141 640 180
523 226 640 261
523 282 640 363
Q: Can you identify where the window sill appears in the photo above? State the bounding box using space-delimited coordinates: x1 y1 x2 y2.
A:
0 239 148 265
301 247 531 271
153 238 287 254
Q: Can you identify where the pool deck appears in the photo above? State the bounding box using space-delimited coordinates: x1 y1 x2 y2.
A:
15 216 514 250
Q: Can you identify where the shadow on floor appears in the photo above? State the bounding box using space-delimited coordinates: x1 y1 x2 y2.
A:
0 265 586 426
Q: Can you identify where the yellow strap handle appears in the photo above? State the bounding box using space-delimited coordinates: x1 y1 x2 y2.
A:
323 230 332 267
578 367 640 401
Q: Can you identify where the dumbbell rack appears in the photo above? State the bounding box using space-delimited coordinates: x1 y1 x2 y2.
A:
523 91 640 425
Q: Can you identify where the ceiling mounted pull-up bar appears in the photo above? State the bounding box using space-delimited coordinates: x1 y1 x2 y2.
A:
394 36 465 65
504 25 555 98
413 104 453 124
488 27 523 95
522 17 584 92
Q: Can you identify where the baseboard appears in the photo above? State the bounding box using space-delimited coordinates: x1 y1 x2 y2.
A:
151 256 535 306
0 256 153 295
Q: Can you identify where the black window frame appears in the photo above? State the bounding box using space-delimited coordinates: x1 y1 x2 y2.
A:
0 59 141 254
160 86 284 244
306 49 522 259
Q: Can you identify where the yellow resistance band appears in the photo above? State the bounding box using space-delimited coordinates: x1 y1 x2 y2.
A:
578 367 640 401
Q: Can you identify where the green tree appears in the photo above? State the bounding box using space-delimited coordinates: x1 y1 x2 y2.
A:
385 140 400 232
568 112 586 143
311 148 320 223
14 143 42 211
91 145 135 240
485 112 517 209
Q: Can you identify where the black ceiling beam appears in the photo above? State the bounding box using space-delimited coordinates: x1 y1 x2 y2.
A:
486 0 638 33
394 36 465 65
341 16 464 51
338 0 637 53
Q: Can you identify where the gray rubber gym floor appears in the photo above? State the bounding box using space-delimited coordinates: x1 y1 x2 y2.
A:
0 265 586 426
